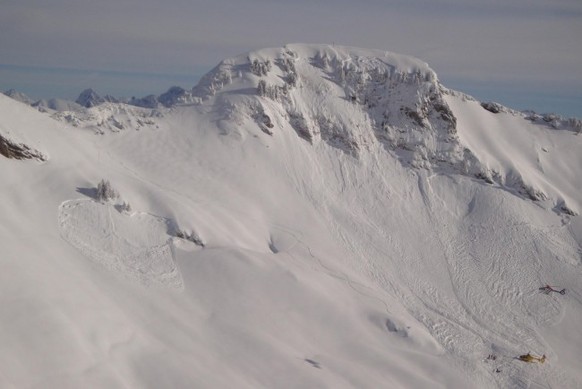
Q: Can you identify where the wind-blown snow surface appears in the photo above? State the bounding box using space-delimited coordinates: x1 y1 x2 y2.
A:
1 44 581 388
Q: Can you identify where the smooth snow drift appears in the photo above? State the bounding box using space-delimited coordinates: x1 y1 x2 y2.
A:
1 44 581 389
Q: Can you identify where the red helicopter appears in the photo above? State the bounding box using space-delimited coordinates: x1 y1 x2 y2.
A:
539 285 566 295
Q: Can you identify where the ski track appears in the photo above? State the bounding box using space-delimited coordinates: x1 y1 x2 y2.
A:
58 199 183 289
326 208 494 386
270 223 419 347
303 166 576 388
418 174 574 389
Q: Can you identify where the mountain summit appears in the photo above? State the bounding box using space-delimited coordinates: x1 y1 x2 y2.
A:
190 44 581 214
75 88 119 108
195 44 452 158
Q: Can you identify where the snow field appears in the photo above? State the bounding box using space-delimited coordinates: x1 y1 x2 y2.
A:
1 45 581 388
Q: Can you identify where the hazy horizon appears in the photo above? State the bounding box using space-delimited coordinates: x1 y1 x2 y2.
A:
2 0 581 117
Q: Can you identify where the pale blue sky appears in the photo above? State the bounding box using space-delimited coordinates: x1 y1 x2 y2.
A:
1 0 581 116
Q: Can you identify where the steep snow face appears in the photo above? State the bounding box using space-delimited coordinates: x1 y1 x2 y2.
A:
191 44 581 215
445 91 582 214
0 93 475 389
193 44 458 164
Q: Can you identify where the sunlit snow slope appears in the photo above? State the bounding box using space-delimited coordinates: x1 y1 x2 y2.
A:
1 44 581 389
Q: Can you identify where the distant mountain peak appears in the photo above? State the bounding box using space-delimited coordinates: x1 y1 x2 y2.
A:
75 88 119 108
3 89 35 105
158 86 193 107
76 88 105 108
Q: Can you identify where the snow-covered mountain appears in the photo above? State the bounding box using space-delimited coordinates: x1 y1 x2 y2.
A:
32 97 84 112
3 89 35 105
1 44 581 389
75 88 120 108
125 86 194 109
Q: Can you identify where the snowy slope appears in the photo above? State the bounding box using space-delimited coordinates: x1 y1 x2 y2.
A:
1 44 581 389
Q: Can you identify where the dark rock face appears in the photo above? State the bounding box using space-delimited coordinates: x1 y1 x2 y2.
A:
481 102 504 114
129 95 159 109
76 89 105 108
158 86 193 107
75 89 120 108
0 134 47 161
